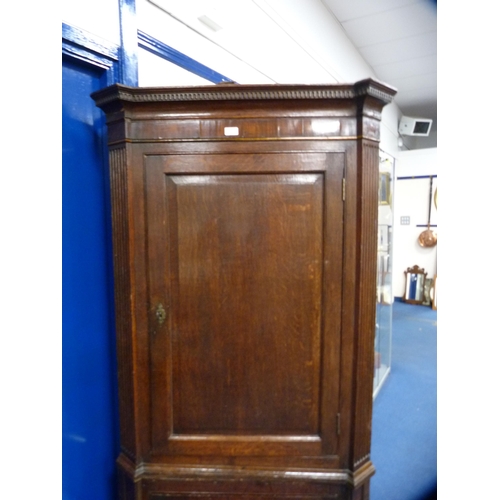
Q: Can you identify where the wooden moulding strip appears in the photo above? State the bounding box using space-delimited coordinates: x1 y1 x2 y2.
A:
133 462 352 484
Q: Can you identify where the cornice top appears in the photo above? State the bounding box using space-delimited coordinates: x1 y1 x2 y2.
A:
92 79 397 109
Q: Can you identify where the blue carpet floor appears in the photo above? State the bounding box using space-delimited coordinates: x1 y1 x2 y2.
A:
370 301 437 500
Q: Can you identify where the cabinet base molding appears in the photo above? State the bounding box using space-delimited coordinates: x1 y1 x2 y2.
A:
117 454 375 500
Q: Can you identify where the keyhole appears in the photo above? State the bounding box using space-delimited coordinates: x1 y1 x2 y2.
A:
156 303 167 325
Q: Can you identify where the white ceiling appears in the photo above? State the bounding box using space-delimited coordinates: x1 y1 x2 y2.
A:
148 0 437 129
322 0 437 127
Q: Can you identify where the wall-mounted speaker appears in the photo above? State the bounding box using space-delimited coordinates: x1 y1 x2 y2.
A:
398 116 433 137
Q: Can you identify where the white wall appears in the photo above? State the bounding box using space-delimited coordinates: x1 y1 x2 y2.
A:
401 130 437 151
381 103 402 157
63 0 120 43
137 0 274 86
392 148 438 297
138 48 215 87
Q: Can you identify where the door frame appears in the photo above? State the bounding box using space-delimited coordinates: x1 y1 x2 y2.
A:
62 22 121 87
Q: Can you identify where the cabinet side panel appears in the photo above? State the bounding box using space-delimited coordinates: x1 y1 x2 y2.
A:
117 465 137 500
110 148 136 459
352 141 379 470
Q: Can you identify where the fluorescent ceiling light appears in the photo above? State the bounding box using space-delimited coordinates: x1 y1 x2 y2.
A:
198 14 223 31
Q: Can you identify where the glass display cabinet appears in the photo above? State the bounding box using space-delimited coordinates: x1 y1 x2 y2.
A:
374 153 394 398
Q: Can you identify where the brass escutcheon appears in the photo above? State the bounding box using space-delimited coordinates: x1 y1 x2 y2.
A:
155 303 167 325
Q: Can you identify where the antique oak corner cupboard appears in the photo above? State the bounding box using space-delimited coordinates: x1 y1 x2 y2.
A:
91 79 396 500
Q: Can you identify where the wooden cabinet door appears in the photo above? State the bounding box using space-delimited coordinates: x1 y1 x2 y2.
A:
144 151 344 466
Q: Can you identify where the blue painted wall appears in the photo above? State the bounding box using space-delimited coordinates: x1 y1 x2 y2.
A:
62 3 137 498
62 55 120 500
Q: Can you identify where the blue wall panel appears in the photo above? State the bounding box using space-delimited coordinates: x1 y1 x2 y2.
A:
62 55 119 500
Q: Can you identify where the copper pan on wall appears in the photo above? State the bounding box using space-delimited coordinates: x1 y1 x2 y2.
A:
418 176 437 248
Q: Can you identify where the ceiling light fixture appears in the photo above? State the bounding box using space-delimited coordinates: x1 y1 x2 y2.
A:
198 14 223 32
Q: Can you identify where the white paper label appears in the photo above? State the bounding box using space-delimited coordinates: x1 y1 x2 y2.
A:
224 126 239 136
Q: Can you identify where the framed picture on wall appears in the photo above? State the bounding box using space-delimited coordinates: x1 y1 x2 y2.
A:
379 172 391 205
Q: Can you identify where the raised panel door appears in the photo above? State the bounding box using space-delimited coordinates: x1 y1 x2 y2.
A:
144 152 345 464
